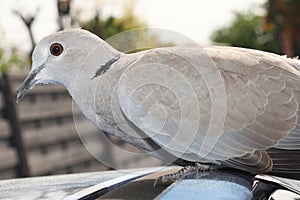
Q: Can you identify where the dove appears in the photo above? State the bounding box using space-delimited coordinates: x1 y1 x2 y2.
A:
17 29 300 180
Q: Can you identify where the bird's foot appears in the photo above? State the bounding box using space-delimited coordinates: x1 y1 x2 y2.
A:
153 163 221 187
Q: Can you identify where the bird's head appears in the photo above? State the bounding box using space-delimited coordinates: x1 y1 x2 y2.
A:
16 28 120 103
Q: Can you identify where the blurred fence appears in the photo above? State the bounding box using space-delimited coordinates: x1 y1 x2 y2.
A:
0 72 163 180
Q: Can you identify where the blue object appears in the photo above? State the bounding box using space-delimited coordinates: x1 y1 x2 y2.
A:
157 179 252 200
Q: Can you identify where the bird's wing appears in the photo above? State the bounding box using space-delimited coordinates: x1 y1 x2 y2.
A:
116 46 300 173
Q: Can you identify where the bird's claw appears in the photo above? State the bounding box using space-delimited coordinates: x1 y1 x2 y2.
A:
154 165 200 187
154 163 222 187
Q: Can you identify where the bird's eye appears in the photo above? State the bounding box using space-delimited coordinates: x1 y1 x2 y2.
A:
50 43 64 56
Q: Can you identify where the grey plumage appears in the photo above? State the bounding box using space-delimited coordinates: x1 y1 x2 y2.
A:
17 29 300 178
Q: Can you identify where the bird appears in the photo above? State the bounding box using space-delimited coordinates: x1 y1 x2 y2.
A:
17 28 300 181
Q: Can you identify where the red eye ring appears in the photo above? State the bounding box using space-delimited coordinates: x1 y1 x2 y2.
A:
50 43 64 56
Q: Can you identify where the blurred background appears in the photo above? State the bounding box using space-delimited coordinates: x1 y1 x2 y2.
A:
0 0 299 180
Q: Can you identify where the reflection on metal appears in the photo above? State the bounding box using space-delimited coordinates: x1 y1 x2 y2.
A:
252 174 300 199
1 166 300 200
270 189 300 200
157 179 252 200
0 167 163 200
157 169 253 200
255 174 300 194
63 167 163 200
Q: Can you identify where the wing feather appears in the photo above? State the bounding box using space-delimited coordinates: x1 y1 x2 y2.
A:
117 46 300 173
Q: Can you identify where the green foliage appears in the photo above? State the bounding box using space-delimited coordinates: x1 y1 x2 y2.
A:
210 11 281 54
0 48 22 73
81 10 175 53
81 11 145 40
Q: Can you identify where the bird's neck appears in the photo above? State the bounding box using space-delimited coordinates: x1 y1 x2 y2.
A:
65 47 124 128
66 42 122 93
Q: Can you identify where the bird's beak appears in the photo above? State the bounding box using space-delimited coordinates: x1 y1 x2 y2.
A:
16 64 44 103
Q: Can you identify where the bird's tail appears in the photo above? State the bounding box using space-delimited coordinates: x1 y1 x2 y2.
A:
267 148 300 180
224 148 300 180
